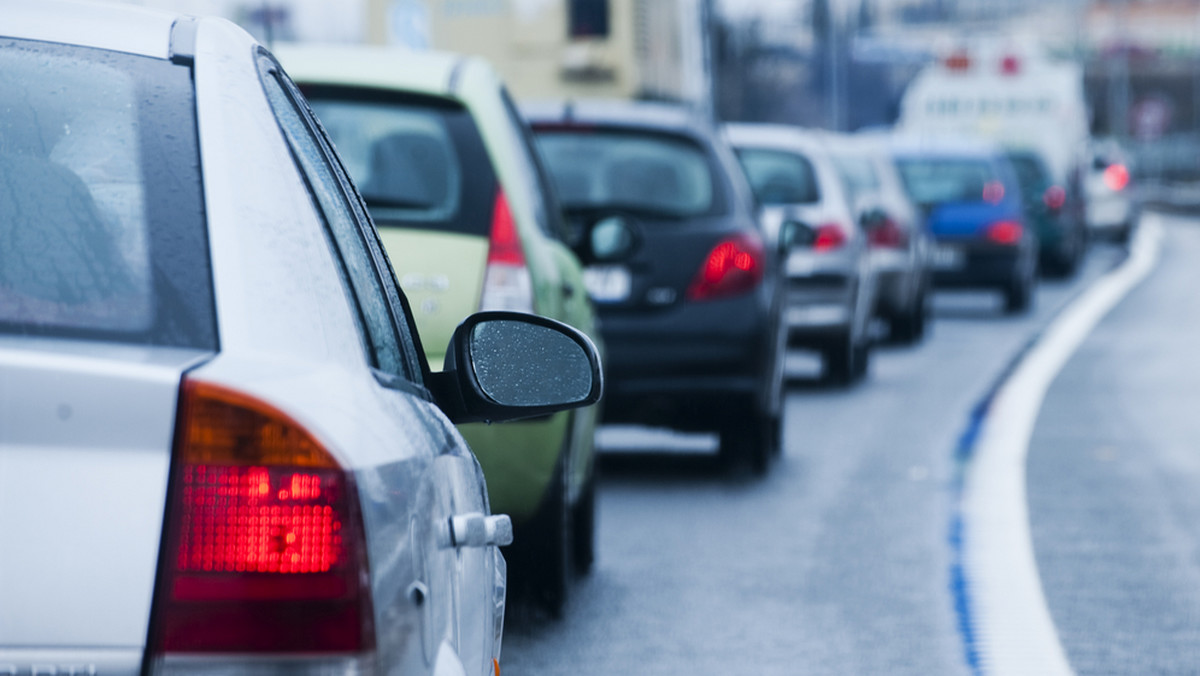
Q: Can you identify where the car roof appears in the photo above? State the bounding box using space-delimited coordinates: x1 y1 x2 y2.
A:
272 44 491 99
523 99 714 138
1 0 178 59
721 122 833 155
888 133 1003 160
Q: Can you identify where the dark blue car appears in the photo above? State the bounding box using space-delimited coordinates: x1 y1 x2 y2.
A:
892 139 1038 314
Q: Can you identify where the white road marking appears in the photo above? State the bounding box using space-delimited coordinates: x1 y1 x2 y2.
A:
962 216 1164 675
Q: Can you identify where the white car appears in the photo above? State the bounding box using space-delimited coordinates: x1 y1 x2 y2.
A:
0 3 601 675
1084 138 1141 241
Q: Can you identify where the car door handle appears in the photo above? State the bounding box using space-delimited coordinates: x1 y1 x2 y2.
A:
562 282 576 299
440 512 513 549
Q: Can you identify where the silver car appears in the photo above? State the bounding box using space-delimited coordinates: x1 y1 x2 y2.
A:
826 133 933 344
0 3 601 675
725 123 877 385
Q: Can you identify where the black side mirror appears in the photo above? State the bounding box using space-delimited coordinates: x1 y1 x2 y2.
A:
429 311 604 424
567 210 642 264
780 219 816 250
859 208 889 232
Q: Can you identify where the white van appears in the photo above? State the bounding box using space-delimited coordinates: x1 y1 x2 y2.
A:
897 39 1090 188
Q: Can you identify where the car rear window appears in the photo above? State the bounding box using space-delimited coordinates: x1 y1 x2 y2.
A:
895 157 1000 206
302 87 497 238
0 39 214 349
533 129 716 218
734 148 821 205
1005 152 1051 193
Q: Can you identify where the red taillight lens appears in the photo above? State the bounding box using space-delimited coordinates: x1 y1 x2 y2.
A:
944 51 971 71
867 218 907 249
982 181 1006 204
985 220 1023 245
151 380 373 655
487 189 523 266
481 189 534 312
687 232 764 301
1043 185 1066 210
1104 163 1130 191
813 223 847 251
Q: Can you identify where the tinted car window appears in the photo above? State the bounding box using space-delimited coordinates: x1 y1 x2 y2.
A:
734 148 821 205
535 129 716 218
896 157 999 205
0 39 214 348
303 87 497 238
1006 152 1051 194
831 154 881 203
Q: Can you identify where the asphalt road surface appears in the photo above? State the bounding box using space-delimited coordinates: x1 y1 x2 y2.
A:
500 214 1197 675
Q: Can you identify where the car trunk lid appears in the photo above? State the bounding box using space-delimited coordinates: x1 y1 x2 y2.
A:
0 337 211 664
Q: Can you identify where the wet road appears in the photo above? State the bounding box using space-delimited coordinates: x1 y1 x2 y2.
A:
500 216 1195 675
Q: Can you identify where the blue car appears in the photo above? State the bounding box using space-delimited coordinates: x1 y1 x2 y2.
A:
892 139 1038 314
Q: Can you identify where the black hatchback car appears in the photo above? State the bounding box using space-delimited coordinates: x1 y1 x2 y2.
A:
525 101 785 474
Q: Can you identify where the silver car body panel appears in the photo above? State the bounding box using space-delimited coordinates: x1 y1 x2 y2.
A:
0 340 208 672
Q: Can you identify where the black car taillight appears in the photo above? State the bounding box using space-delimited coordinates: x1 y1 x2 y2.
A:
687 232 765 301
149 379 374 663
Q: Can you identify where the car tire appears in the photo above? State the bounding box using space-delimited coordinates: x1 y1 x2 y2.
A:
1003 271 1033 315
824 331 866 385
509 453 571 617
719 403 774 476
571 466 596 576
889 287 927 345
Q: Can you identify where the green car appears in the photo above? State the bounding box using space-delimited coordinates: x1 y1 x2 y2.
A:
278 45 602 614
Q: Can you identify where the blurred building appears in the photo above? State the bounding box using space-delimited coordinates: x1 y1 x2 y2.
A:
391 0 715 115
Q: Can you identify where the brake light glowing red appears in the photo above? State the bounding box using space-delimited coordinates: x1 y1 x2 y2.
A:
813 224 847 251
481 189 535 312
487 189 524 266
982 181 1006 204
1000 55 1021 75
176 465 342 576
150 380 374 655
867 218 907 249
1043 185 1066 210
687 233 764 301
1104 164 1130 191
945 50 971 71
985 220 1023 245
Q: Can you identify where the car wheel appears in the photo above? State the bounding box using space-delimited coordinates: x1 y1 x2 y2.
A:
1003 271 1033 315
824 330 866 385
719 402 774 476
571 466 596 575
889 287 927 345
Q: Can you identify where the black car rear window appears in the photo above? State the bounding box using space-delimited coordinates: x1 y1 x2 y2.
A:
0 39 215 349
533 128 718 218
1005 152 1051 193
895 157 999 206
302 86 497 238
735 148 821 205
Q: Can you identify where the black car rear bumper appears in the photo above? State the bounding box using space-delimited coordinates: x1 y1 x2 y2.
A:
595 293 774 431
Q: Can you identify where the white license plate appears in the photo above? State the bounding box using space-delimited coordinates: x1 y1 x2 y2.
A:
583 265 632 302
932 245 965 270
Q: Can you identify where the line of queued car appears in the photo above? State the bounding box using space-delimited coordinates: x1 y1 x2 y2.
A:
1 2 1126 674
